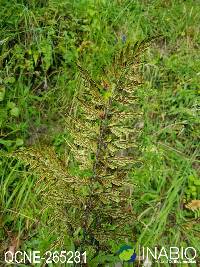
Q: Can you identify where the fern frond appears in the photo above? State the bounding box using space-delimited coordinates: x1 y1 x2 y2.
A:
3 38 153 256
65 41 148 249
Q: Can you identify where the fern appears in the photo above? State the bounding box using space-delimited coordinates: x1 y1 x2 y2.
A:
3 40 151 260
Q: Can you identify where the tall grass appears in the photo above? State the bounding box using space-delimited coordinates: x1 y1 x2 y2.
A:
0 0 200 266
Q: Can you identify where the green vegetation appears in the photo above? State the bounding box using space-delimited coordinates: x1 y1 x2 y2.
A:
0 0 200 266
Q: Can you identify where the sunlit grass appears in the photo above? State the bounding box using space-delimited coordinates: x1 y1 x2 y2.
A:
0 0 200 266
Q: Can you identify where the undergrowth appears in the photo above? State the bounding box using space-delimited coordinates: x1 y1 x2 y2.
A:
0 0 200 266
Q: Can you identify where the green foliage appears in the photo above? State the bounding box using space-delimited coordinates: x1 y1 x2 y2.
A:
185 175 200 200
0 0 200 266
0 157 40 258
3 43 147 261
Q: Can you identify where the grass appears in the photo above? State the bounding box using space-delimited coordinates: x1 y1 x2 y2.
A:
0 0 200 266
